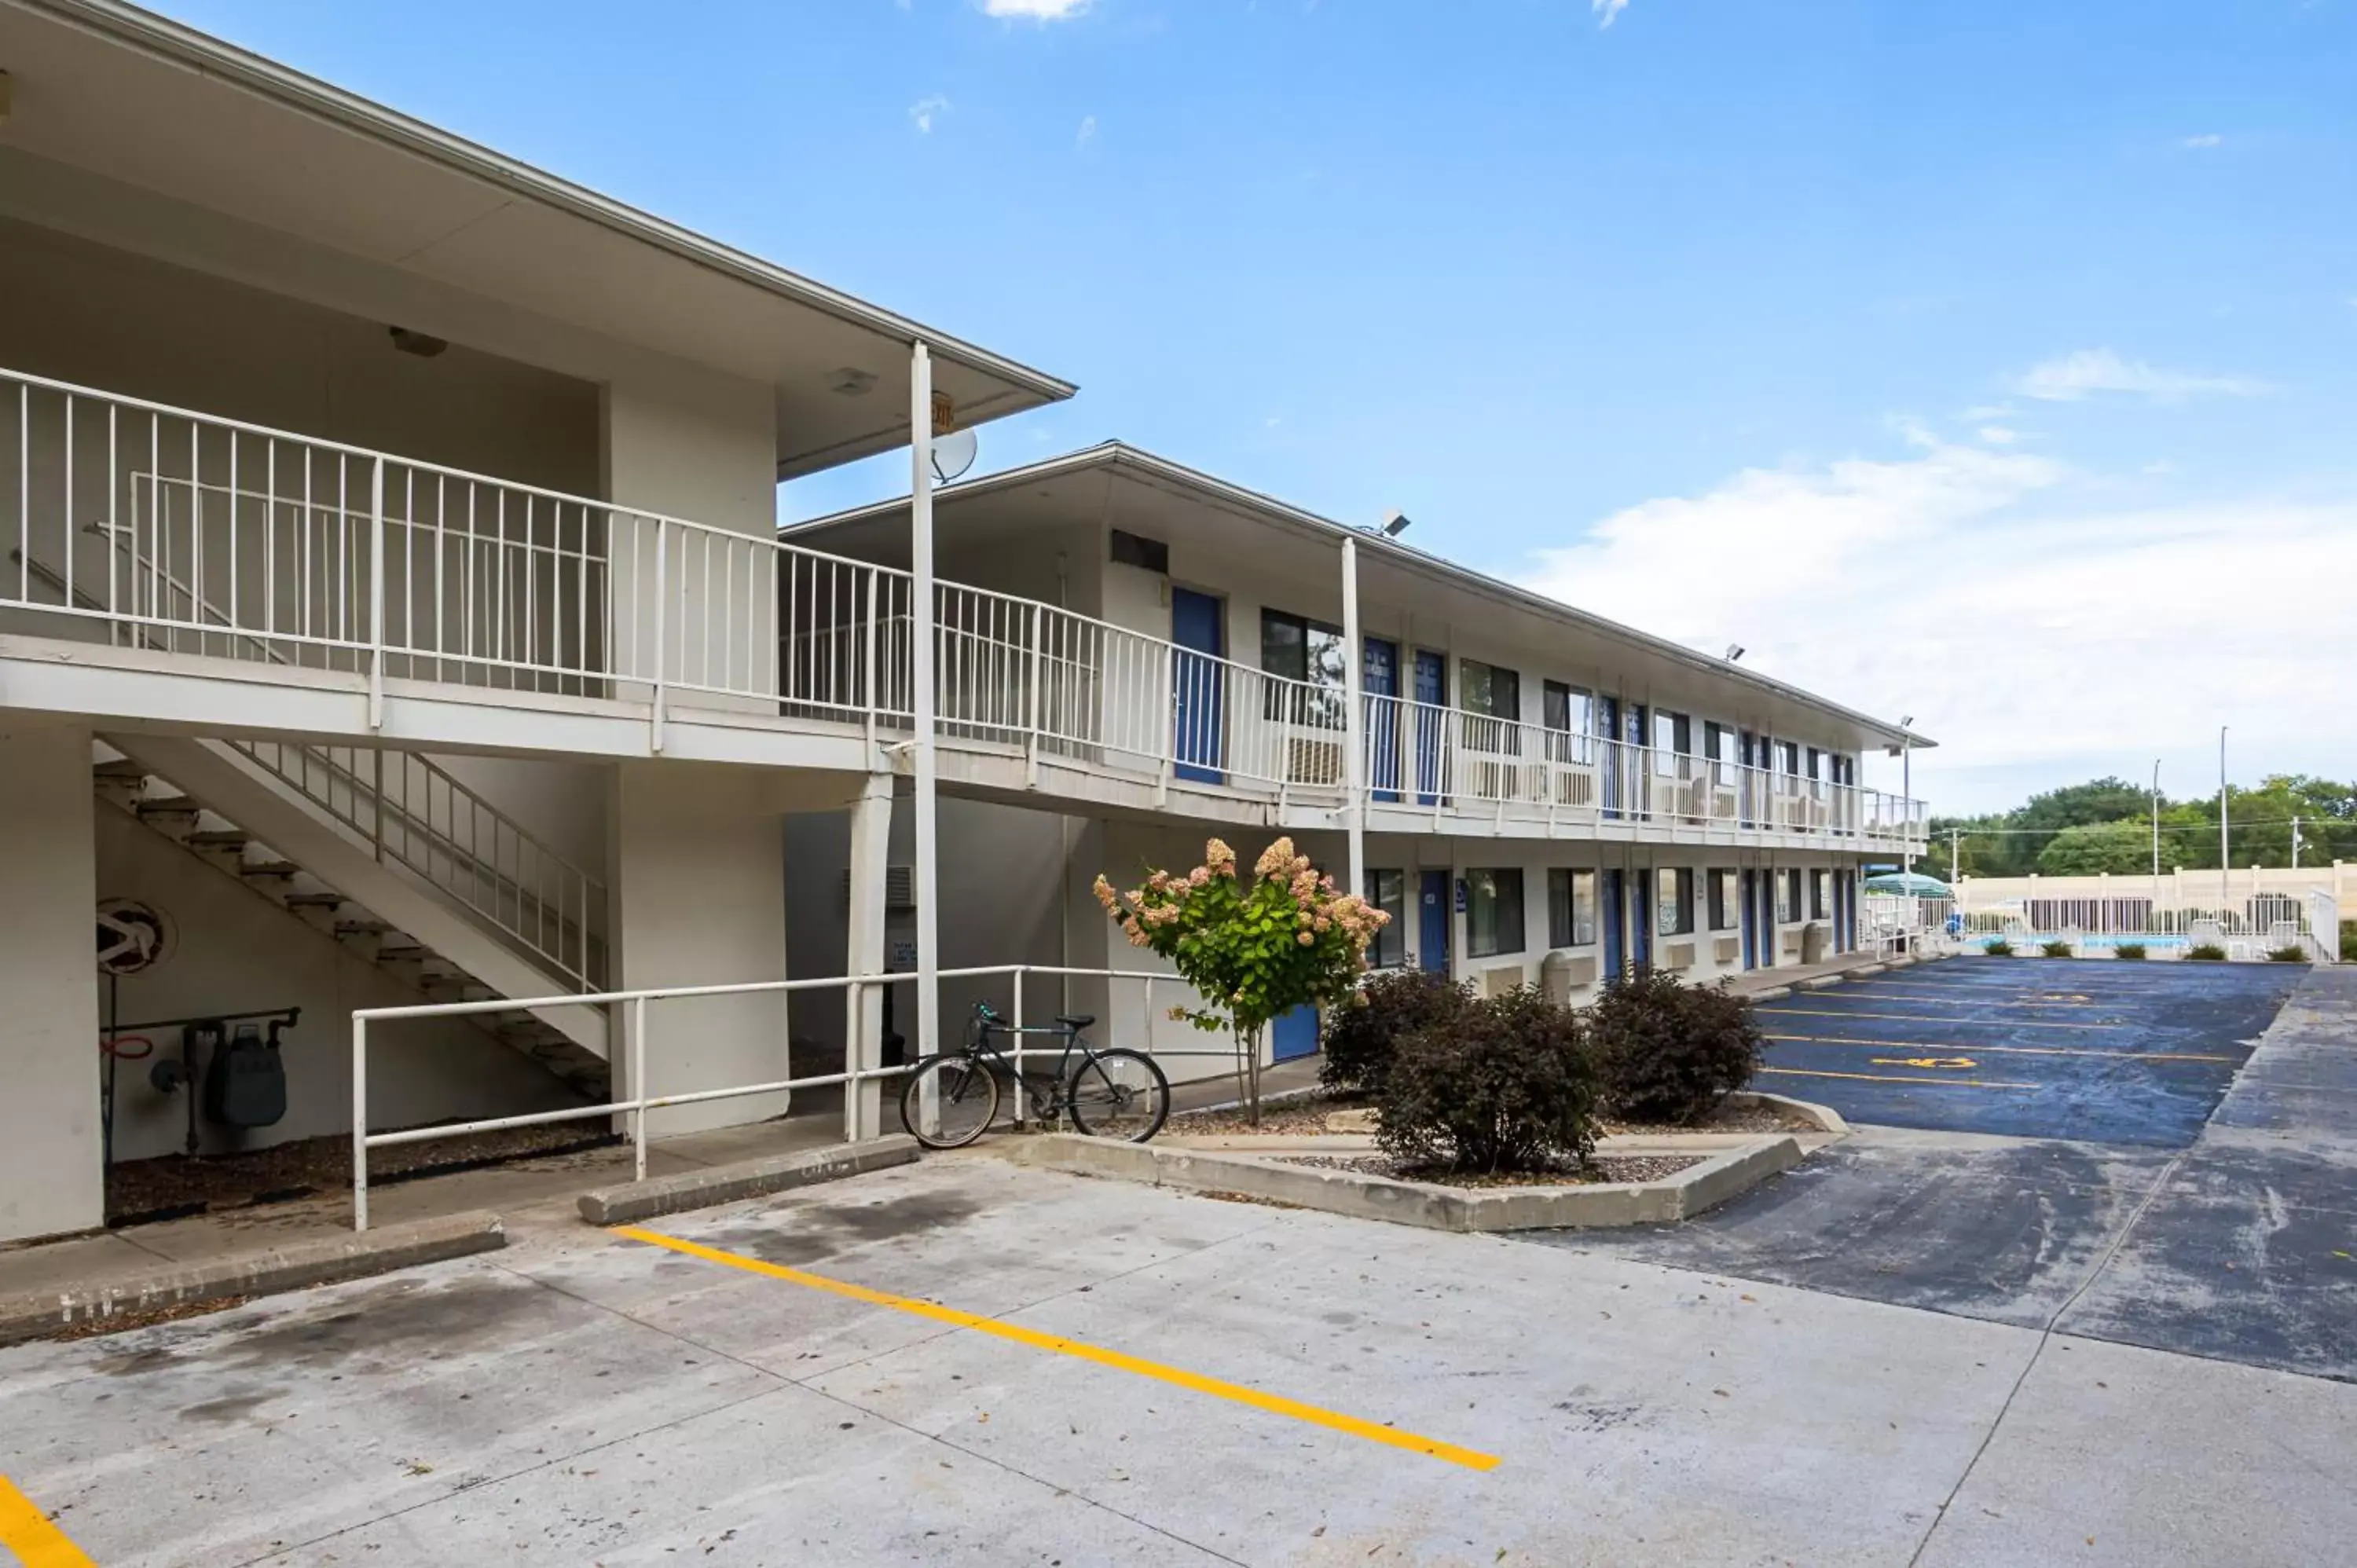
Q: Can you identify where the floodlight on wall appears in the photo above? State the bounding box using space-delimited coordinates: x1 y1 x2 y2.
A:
388 326 448 358
1724 643 1745 662
1380 509 1411 537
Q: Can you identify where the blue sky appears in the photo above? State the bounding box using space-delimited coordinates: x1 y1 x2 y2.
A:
160 0 2357 813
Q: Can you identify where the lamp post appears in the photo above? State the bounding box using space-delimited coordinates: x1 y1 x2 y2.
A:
2150 758 2161 886
2218 726 2230 914
1899 716 1915 878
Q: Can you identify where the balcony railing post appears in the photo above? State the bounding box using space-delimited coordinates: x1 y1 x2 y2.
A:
650 517 668 753
862 566 879 746
1025 600 1043 788
368 456 386 728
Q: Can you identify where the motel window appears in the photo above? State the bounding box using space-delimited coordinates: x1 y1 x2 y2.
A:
1543 681 1592 763
1708 869 1739 931
1811 869 1830 920
1777 869 1802 923
1461 660 1520 721
1260 609 1346 724
1466 868 1526 958
1653 711 1692 777
1363 869 1408 969
1657 868 1695 937
1548 868 1597 947
1776 739 1802 776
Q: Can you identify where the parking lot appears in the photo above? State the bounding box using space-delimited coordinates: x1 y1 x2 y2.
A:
1751 957 2302 1147
1 964 2351 1567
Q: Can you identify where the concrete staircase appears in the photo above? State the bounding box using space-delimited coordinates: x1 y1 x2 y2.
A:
93 738 610 1097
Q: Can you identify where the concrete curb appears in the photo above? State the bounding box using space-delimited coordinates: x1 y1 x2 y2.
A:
1751 985 1794 1001
1010 1133 1804 1233
575 1135 919 1225
1799 973 1848 991
1721 1089 1851 1135
0 1211 505 1346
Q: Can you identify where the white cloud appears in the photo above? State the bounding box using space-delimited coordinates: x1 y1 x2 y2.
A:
1978 425 2021 445
1516 438 2357 811
2181 133 2223 148
2015 348 2269 403
908 94 951 134
982 0 1091 16
1961 403 2015 421
1077 113 1097 146
1593 0 1629 26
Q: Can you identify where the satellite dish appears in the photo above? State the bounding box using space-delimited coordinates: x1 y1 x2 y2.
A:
930 427 978 485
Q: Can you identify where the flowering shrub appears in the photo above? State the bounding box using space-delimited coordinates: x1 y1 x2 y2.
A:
1095 837 1389 1122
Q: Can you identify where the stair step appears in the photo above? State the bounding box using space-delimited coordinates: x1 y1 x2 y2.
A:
187 830 254 850
376 944 430 962
92 760 149 782
285 892 346 908
335 918 392 936
239 859 300 880
134 795 200 819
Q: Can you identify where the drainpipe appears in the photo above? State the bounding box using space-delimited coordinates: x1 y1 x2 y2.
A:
911 343 940 1060
1341 534 1366 905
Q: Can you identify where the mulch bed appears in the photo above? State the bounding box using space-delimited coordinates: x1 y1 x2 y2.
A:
103 1123 618 1227
1274 1152 1706 1188
1170 1092 1814 1141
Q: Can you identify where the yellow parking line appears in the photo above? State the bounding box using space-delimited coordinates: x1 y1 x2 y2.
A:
1765 1033 2235 1063
613 1225 1500 1472
0 1475 97 1567
1758 1066 2041 1090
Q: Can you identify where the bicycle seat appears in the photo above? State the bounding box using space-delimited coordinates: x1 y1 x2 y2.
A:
1055 1013 1096 1030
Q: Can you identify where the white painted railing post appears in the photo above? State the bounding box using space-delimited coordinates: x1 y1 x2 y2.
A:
1025 600 1043 788
1010 967 1026 1130
650 518 668 753
632 993 650 1181
367 456 386 729
351 1014 369 1232
910 343 942 1065
372 746 385 864
1340 535 1365 903
862 567 879 747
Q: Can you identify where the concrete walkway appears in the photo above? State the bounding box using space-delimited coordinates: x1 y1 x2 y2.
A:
0 1151 2345 1566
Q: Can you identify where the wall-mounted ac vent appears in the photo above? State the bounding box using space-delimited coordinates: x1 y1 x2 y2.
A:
1109 529 1169 575
838 865 917 911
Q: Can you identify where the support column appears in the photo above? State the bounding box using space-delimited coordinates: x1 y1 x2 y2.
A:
910 343 941 1063
609 760 788 1137
0 725 103 1244
1341 534 1366 905
844 776 893 1143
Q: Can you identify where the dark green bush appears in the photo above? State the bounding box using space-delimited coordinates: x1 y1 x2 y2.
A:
2187 942 2228 961
1586 966 1765 1126
2040 940 2073 958
1985 939 2015 957
1321 969 1470 1096
2113 943 2147 961
1376 985 1597 1173
2267 944 2310 964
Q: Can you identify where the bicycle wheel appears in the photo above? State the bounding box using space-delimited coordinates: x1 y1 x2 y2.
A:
1065 1049 1171 1142
900 1055 1000 1149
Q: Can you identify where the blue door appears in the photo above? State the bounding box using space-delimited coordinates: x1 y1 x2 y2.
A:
1754 870 1776 969
1365 638 1401 803
1417 869 1450 974
1740 869 1759 969
1171 588 1224 784
1272 1004 1319 1062
1632 869 1654 970
1598 695 1621 816
1625 702 1650 819
1601 869 1625 981
1413 650 1446 805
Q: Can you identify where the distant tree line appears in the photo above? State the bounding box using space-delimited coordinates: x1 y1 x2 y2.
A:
1924 775 2357 879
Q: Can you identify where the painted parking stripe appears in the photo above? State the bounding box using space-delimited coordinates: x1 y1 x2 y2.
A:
0 1475 97 1567
1758 1066 2041 1090
1764 1032 2237 1064
1757 1007 2132 1031
613 1225 1501 1472
1790 991 2106 1010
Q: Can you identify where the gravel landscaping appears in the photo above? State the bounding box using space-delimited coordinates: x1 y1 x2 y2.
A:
1277 1152 1706 1188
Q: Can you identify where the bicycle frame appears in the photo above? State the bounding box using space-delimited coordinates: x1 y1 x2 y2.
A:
961 1013 1091 1121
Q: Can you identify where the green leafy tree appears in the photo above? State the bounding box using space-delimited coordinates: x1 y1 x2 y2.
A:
2036 819 2183 876
1094 837 1389 1125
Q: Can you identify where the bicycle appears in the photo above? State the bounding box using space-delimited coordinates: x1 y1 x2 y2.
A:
898 1002 1171 1150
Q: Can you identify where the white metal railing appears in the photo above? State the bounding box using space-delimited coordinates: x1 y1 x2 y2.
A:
2 366 903 733
6 365 1930 847
1952 888 2341 960
346 962 1247 1229
236 739 607 988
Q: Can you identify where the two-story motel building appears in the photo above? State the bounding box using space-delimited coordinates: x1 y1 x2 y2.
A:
0 0 1926 1244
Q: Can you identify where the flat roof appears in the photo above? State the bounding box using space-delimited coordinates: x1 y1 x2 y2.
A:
0 0 1076 476
783 442 1934 752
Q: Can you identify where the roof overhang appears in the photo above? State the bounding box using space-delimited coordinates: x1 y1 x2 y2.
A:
786 443 1935 754
0 0 1076 478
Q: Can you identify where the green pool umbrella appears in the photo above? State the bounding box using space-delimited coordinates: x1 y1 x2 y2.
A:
1863 871 1952 896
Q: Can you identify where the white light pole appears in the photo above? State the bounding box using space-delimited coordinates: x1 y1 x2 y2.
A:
2150 758 2161 886
910 343 940 1067
1340 534 1365 905
1899 717 1915 878
2217 725 2230 914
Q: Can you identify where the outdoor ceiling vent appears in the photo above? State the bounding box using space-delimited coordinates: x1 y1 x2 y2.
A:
388 326 448 358
828 367 878 397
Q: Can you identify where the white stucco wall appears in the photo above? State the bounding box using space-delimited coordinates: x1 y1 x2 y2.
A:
0 725 105 1244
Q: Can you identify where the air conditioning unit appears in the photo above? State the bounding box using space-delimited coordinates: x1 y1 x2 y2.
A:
838 865 916 911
